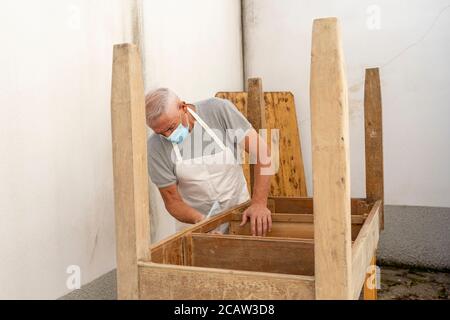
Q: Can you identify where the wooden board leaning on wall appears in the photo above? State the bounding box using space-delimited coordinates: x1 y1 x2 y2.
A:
215 91 307 198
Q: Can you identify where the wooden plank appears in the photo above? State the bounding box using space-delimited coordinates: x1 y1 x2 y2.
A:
247 78 267 195
215 92 248 114
150 211 233 266
364 68 384 229
229 220 363 241
264 92 307 196
351 201 381 299
150 236 184 265
192 202 250 233
268 197 370 215
138 262 315 299
111 43 151 300
232 212 365 224
363 255 378 300
191 234 314 276
183 232 193 266
247 78 267 131
149 202 250 260
310 17 352 299
215 91 307 197
231 221 314 238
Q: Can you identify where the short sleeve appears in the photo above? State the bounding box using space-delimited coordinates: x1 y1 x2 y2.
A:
147 135 177 188
214 98 253 144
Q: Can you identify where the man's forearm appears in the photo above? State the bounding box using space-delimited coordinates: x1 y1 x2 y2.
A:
251 134 273 206
166 200 204 224
251 162 272 206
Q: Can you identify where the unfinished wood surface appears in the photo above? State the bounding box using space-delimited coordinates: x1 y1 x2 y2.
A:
191 234 314 276
231 221 314 238
264 92 306 197
247 78 267 132
310 17 352 299
150 236 184 265
215 91 307 197
268 197 370 215
183 232 193 266
111 43 151 299
247 78 267 195
232 212 365 224
192 202 250 233
229 218 363 241
351 201 381 299
364 68 384 229
138 262 315 299
363 255 378 300
148 202 250 262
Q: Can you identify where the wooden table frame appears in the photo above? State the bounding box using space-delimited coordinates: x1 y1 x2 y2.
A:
110 17 384 300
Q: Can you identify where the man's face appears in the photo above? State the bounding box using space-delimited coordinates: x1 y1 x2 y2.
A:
150 100 187 138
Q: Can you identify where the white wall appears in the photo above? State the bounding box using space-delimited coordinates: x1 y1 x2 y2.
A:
243 0 450 207
142 0 244 242
0 0 243 298
0 0 135 299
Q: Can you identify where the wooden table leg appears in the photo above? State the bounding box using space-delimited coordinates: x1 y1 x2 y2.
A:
363 254 378 300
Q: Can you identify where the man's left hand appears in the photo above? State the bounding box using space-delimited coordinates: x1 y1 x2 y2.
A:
240 203 272 236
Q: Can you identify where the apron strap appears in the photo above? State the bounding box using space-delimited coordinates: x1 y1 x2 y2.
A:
172 143 183 162
171 106 228 162
187 107 227 150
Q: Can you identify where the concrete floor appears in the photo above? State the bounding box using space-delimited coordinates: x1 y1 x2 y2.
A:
378 265 450 300
60 265 450 300
59 270 117 300
377 205 450 270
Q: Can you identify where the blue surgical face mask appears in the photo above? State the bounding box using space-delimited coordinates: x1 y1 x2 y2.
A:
164 112 189 144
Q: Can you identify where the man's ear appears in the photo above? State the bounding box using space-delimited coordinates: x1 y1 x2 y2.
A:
179 101 186 111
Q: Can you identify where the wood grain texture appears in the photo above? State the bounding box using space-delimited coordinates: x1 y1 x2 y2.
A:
183 232 193 266
231 213 365 224
192 202 250 233
191 234 315 276
363 255 378 300
215 91 307 197
247 78 267 131
229 219 363 241
111 43 151 299
268 197 370 215
351 201 381 299
150 236 184 265
264 92 307 197
138 262 315 300
247 78 267 195
310 18 352 299
232 212 365 242
364 68 384 230
149 202 250 264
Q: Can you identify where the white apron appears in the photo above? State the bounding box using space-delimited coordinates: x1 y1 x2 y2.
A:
173 107 250 232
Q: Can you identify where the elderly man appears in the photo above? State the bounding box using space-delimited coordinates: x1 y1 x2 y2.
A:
145 88 273 236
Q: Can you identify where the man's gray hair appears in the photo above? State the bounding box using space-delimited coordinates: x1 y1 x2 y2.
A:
145 88 180 126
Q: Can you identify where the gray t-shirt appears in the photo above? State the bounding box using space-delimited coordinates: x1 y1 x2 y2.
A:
147 97 253 188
